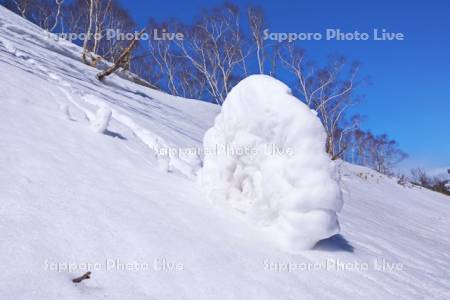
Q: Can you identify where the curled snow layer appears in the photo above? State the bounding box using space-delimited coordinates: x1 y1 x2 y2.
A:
91 106 112 133
81 94 199 177
200 75 343 251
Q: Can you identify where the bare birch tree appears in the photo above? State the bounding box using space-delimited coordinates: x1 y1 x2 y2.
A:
174 3 247 104
247 6 265 74
82 0 95 64
277 43 363 158
50 0 64 32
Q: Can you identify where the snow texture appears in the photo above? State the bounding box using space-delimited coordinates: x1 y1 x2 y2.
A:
91 106 112 133
200 75 343 251
1 6 450 299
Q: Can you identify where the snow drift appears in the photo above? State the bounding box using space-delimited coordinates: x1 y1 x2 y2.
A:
200 75 343 251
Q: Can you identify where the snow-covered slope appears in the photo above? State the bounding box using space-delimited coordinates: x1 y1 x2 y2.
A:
0 6 449 299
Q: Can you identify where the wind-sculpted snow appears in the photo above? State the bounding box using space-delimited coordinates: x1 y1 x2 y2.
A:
0 13 201 178
200 75 343 251
91 106 112 133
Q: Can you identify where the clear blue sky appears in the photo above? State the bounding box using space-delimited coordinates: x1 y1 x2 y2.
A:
118 0 450 172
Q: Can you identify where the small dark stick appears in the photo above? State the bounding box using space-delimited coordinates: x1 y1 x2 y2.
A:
72 271 91 283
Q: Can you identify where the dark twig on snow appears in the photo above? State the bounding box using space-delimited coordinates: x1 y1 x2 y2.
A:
72 271 91 283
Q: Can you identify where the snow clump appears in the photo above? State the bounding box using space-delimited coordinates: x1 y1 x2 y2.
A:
200 75 343 251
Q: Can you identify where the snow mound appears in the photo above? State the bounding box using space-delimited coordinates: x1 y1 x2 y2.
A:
200 75 343 251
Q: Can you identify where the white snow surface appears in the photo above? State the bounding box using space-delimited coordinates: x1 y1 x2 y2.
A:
0 6 450 299
200 75 342 251
91 106 112 133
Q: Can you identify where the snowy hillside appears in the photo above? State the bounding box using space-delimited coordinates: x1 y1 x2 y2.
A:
0 6 449 299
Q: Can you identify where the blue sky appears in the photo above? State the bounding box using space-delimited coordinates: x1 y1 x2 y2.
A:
118 0 450 173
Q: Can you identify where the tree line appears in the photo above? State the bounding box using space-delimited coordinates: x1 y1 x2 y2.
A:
2 0 413 177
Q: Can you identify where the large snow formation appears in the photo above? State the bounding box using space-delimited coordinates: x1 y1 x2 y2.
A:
200 75 343 251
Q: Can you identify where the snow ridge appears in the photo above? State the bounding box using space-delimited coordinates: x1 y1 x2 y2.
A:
1 27 199 177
